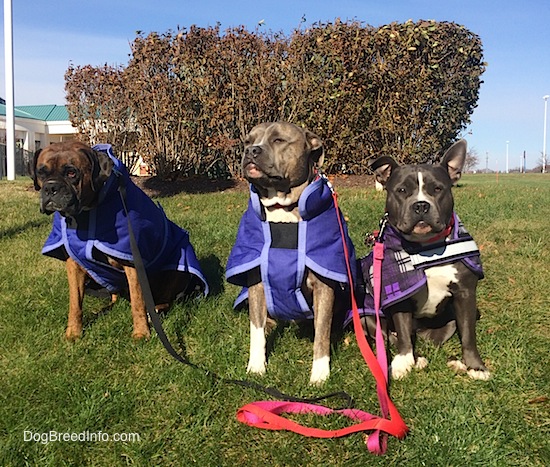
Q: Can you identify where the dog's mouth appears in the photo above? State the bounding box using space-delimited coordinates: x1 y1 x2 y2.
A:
243 162 290 193
41 199 81 217
401 220 449 243
412 221 434 235
244 162 264 179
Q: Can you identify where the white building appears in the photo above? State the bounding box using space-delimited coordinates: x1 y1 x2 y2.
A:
0 103 76 153
0 103 148 177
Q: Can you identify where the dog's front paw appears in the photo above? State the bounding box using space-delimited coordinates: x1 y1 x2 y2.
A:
415 356 428 370
132 328 151 340
309 356 330 385
247 356 267 376
467 368 491 380
390 353 416 379
65 326 82 341
447 360 491 380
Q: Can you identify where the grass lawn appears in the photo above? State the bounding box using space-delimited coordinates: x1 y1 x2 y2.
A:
0 173 548 466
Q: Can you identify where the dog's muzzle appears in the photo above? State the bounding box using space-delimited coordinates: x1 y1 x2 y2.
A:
40 180 80 216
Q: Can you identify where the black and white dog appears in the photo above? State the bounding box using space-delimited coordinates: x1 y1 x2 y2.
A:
354 140 490 380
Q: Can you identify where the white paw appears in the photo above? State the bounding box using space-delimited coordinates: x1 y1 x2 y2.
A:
391 353 415 380
447 359 468 373
415 356 428 370
467 368 491 380
247 355 267 375
248 323 266 375
447 360 491 380
309 356 330 385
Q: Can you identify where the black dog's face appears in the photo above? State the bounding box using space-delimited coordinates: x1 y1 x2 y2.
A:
371 140 467 243
384 164 455 241
31 141 113 217
242 122 323 196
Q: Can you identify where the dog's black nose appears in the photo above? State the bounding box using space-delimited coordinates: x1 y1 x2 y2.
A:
43 181 61 197
413 201 430 215
246 146 262 158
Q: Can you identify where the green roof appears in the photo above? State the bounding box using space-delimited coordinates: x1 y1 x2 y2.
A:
0 104 69 121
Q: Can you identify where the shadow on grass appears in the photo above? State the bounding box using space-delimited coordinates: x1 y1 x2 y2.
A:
0 218 50 239
134 175 247 198
199 254 225 296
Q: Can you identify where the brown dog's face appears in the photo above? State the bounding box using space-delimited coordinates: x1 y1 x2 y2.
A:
31 141 113 217
242 122 324 197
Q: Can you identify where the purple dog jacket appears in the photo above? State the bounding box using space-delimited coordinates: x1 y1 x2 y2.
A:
345 212 483 325
42 144 208 295
225 176 356 321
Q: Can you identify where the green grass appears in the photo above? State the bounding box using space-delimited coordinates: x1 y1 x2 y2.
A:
0 174 549 466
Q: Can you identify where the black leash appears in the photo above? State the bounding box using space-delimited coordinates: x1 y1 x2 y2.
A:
117 177 354 410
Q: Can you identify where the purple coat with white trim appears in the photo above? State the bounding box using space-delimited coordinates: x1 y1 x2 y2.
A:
345 212 483 325
42 144 208 295
225 177 356 321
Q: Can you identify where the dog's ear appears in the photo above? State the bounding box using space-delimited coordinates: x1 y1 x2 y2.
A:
29 148 43 191
91 149 114 191
370 156 398 186
306 130 324 168
441 139 467 184
79 146 114 192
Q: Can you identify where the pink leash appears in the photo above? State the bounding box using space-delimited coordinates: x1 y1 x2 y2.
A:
236 185 408 454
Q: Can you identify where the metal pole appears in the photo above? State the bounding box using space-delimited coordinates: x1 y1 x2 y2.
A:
4 0 16 180
543 95 549 174
506 140 509 174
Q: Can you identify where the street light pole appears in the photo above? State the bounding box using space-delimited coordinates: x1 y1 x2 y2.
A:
543 95 549 174
506 141 509 173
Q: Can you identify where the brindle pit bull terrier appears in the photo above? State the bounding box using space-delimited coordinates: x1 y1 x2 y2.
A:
31 141 207 340
360 140 490 380
226 122 356 385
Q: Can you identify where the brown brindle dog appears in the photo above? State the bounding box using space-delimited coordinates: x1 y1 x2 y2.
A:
31 141 205 340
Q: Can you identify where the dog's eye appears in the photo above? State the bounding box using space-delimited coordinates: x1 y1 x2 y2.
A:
272 138 285 144
434 186 442 193
397 187 407 194
65 168 78 179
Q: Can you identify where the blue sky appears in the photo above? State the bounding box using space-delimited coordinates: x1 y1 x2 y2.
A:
1 0 549 170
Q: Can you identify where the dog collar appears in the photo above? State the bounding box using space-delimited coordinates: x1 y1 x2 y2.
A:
424 215 455 244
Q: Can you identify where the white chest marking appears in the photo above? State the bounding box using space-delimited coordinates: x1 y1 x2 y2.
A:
414 264 459 318
261 190 301 223
416 172 429 202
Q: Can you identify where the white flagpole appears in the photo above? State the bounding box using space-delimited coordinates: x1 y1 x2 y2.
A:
4 0 15 180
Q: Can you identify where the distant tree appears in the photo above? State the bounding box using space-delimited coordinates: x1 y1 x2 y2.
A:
464 147 480 172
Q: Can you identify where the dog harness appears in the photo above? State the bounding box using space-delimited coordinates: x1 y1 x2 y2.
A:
225 176 356 321
345 212 483 324
42 144 208 296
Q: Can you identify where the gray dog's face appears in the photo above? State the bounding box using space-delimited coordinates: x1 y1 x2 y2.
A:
384 164 455 240
242 122 324 198
372 140 467 243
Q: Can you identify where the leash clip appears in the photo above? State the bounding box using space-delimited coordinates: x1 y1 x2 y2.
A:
365 213 389 247
377 213 389 243
318 170 335 195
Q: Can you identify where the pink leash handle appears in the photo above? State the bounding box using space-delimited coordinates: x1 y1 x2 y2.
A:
237 400 406 440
